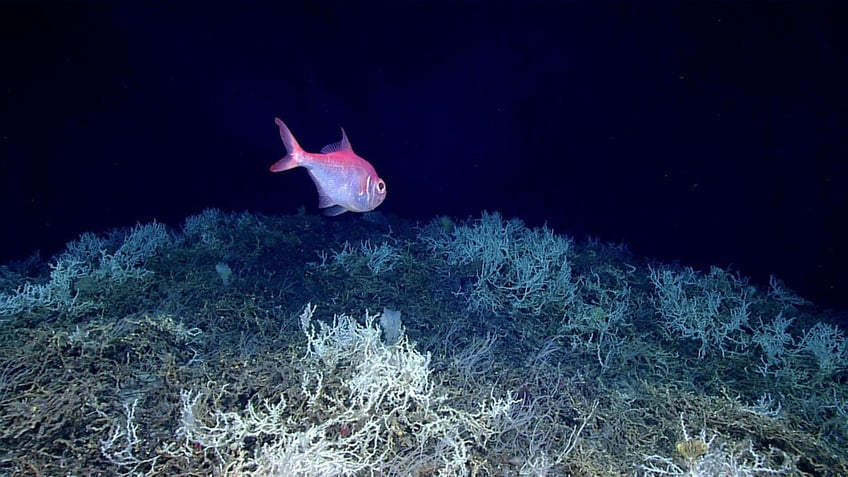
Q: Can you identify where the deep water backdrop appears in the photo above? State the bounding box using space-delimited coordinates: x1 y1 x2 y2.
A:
1 1 846 310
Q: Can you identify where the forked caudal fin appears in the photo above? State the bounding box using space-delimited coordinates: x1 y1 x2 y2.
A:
270 118 303 172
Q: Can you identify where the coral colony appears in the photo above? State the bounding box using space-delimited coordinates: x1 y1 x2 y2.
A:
0 210 843 474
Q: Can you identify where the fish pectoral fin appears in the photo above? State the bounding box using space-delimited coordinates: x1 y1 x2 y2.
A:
315 188 347 215
321 205 349 216
317 191 335 209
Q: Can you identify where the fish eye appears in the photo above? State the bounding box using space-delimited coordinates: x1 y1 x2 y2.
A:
376 180 386 193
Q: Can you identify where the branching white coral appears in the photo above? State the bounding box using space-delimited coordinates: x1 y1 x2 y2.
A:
0 221 172 317
330 239 401 275
422 211 578 315
649 266 755 359
176 304 515 476
639 414 793 476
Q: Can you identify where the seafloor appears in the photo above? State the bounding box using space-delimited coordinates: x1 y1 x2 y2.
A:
0 209 844 476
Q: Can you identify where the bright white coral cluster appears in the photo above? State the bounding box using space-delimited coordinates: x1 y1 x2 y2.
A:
177 304 515 476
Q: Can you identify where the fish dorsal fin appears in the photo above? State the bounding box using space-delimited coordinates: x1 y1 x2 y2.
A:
320 128 353 154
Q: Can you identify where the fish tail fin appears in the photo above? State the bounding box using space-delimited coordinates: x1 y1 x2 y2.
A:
270 118 303 172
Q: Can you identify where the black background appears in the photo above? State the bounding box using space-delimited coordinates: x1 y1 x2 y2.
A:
1 1 846 310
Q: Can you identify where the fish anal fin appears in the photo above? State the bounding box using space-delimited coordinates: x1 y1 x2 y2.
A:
321 205 348 216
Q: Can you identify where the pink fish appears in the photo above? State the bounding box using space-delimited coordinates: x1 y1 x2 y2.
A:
270 118 387 216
